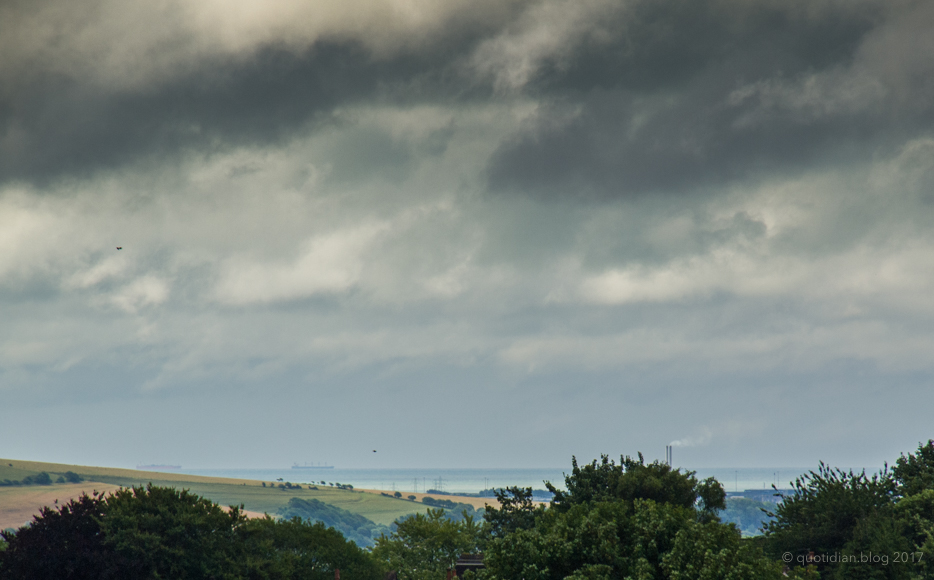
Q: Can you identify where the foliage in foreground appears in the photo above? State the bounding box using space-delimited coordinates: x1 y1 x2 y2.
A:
0 484 381 580
482 454 780 580
10 444 934 580
476 445 934 580
373 508 484 580
763 440 934 579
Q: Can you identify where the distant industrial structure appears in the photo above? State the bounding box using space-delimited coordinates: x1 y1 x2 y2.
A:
726 489 792 504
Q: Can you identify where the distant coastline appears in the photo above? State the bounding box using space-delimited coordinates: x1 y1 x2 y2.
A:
171 466 825 496
136 465 181 470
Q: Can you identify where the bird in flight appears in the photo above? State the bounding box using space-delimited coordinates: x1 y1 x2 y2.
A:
373 450 377 453
116 247 122 250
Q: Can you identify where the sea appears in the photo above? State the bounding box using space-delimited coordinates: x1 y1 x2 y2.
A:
168 466 854 495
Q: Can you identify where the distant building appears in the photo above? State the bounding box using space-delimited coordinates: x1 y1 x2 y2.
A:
447 554 484 578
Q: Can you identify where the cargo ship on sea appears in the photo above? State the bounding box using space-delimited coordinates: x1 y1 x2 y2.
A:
291 463 334 469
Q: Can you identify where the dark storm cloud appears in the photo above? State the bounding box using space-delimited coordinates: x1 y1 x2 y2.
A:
486 0 934 199
6 0 925 196
487 84 913 199
0 40 470 186
526 0 881 94
0 0 539 187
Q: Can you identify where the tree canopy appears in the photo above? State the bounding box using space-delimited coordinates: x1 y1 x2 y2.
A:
546 454 725 515
764 441 934 579
372 508 483 580
0 485 381 580
483 453 776 580
8 443 934 580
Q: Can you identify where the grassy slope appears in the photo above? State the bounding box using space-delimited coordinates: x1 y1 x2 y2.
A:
0 458 484 529
0 483 124 530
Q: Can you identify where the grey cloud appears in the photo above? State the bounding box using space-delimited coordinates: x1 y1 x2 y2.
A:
485 0 933 199
0 0 545 188
486 85 902 198
0 42 450 186
0 0 525 89
480 0 884 95
5 0 915 195
4 0 934 470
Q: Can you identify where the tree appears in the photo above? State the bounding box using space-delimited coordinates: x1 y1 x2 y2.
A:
99 485 248 579
893 489 934 579
241 516 382 580
761 444 934 579
485 496 777 580
663 519 781 580
830 512 912 580
893 440 934 498
0 485 382 580
21 472 53 486
484 486 542 539
546 454 721 516
696 476 727 522
373 508 483 580
484 454 770 580
763 463 898 577
0 492 117 580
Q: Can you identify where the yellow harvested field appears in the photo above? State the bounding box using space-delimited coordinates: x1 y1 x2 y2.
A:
0 457 503 530
0 483 122 530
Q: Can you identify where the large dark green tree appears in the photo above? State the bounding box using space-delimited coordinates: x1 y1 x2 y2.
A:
484 486 543 539
763 463 897 563
762 459 924 579
893 439 934 498
546 454 725 515
372 508 483 580
0 485 381 580
242 516 382 580
0 491 116 580
99 485 250 579
483 453 777 580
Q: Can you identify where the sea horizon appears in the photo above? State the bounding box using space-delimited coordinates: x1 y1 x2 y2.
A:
157 465 885 495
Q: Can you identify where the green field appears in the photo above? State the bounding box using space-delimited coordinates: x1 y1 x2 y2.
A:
0 458 426 527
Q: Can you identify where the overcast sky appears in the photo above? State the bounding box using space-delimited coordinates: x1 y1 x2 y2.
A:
2 0 934 471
